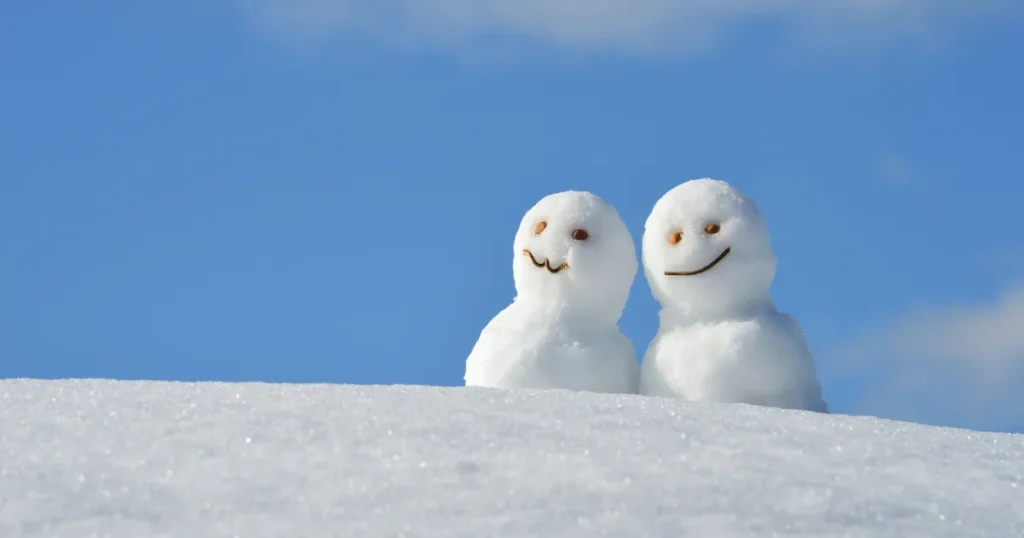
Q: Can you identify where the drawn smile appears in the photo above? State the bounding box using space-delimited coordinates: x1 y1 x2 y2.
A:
664 247 731 276
523 249 569 274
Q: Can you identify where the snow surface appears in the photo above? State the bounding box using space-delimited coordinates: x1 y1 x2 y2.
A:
2 380 1022 537
465 191 639 393
640 178 827 412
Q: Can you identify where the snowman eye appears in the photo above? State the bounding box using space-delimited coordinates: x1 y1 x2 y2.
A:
668 231 683 245
571 229 589 241
704 223 721 235
533 221 547 235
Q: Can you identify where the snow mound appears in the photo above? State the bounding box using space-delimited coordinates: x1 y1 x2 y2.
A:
1 379 1022 537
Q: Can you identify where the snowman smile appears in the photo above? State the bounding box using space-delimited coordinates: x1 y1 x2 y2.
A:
522 249 569 274
665 247 731 276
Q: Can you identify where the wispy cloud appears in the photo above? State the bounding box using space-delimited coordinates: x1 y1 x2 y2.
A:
880 151 918 184
834 285 1024 432
237 0 1018 54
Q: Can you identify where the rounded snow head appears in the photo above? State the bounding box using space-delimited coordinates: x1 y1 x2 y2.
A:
512 191 637 321
643 179 776 318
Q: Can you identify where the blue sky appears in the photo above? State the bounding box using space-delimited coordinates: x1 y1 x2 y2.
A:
2 1 1022 433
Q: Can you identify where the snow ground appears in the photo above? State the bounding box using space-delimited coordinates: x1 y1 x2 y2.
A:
1 379 1022 537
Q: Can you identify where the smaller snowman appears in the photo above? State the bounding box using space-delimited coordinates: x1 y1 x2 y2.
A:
639 178 828 412
465 191 640 394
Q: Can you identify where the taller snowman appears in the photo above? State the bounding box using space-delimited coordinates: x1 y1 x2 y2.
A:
639 178 828 412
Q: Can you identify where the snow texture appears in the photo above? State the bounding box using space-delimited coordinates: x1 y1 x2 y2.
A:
1 379 1022 538
640 179 828 412
465 191 639 394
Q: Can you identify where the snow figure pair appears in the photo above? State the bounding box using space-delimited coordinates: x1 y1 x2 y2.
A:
465 181 827 413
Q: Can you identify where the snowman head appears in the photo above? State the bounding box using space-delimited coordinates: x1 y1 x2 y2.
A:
643 178 776 319
512 191 637 321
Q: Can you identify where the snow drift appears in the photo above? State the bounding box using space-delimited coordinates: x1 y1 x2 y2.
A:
0 379 1021 537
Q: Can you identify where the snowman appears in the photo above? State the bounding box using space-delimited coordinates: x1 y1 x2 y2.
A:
639 178 828 412
465 191 640 394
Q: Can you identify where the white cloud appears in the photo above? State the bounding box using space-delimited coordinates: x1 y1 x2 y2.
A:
884 289 1024 375
237 0 1018 54
834 285 1024 432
